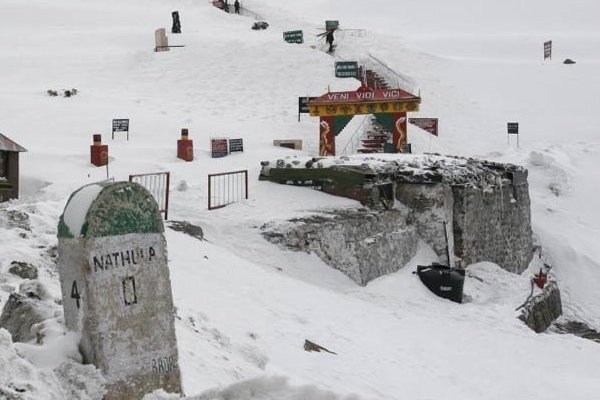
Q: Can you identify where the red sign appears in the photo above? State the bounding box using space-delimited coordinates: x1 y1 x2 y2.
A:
409 118 438 136
311 85 419 105
211 138 229 158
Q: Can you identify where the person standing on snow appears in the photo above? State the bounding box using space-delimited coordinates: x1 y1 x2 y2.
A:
326 29 335 52
234 0 240 14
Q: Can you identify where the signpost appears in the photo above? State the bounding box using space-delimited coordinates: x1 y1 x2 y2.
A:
325 20 339 31
298 96 316 122
112 119 130 140
229 138 244 153
544 40 552 60
409 118 438 136
507 122 519 147
283 30 303 44
211 138 229 158
334 61 359 78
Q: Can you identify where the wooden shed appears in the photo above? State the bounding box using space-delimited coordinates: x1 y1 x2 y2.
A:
0 133 27 202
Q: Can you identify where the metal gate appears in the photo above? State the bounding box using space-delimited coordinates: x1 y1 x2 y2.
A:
129 172 170 220
208 170 248 210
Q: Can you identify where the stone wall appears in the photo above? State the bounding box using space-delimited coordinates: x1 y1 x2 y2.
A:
262 209 418 285
452 180 532 273
394 183 454 265
519 281 562 333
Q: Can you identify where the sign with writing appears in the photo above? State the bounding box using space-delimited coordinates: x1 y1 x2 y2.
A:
283 30 303 44
325 20 339 30
309 88 421 117
315 88 417 104
112 119 130 140
298 97 317 114
507 122 519 134
229 138 244 153
211 138 229 158
409 118 438 136
544 40 552 60
335 61 359 78
57 181 182 400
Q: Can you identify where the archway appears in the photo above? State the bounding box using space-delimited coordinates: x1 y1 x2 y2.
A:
308 84 421 156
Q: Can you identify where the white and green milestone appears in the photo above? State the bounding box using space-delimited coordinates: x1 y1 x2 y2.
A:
57 181 182 400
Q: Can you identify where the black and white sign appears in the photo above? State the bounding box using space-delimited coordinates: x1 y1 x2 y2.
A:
112 119 130 140
507 122 519 134
283 30 303 44
298 97 316 114
334 61 359 78
298 96 316 122
544 40 552 60
229 138 244 153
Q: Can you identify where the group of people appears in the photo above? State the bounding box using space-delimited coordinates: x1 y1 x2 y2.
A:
222 0 241 14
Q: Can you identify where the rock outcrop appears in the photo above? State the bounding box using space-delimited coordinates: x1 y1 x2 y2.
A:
519 281 562 333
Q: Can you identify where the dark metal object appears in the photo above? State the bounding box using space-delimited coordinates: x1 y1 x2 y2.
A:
129 172 171 220
208 170 248 210
416 264 465 303
171 11 181 34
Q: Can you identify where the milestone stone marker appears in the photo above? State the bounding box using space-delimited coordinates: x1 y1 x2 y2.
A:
57 181 182 400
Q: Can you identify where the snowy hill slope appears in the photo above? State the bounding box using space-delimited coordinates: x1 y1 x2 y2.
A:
1 0 600 399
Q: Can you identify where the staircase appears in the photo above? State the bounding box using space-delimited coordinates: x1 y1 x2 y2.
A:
357 119 391 154
356 68 392 153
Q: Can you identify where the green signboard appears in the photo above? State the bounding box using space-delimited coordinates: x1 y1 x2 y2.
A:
325 20 339 31
335 61 359 78
283 30 304 44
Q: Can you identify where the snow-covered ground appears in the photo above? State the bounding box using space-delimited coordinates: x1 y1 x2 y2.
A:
1 0 600 398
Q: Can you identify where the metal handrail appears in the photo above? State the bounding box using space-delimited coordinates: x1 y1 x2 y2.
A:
366 53 416 92
339 116 369 156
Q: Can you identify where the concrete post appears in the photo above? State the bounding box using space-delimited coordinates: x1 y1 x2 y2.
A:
155 28 170 52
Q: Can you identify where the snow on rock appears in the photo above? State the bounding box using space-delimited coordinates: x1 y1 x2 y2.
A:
61 184 103 237
0 329 105 400
187 376 367 400
260 153 526 188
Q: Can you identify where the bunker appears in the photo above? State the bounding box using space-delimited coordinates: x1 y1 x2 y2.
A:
57 181 182 400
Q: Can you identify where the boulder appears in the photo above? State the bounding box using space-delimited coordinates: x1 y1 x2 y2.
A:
8 261 38 280
0 291 53 343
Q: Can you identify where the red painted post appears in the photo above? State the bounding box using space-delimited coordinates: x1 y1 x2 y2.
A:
90 134 108 167
177 128 194 161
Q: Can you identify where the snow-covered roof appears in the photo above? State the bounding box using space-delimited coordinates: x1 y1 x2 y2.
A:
0 133 27 152
260 153 527 188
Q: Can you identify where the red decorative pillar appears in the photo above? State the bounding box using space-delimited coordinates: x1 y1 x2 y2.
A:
392 113 407 152
90 134 108 167
319 116 335 156
177 128 194 161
